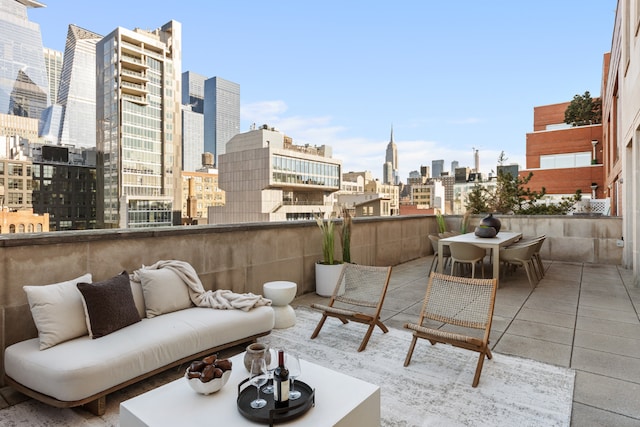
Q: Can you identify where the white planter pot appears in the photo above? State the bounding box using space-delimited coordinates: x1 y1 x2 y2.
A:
315 262 345 297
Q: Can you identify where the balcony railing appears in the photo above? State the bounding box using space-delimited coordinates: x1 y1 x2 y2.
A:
0 214 623 386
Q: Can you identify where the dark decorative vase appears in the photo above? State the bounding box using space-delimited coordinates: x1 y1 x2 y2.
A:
475 226 497 238
480 213 501 234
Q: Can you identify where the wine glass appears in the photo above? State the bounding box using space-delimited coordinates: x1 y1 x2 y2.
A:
249 358 268 409
286 353 302 400
262 347 278 394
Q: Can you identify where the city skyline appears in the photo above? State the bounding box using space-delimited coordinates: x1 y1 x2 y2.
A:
31 1 615 181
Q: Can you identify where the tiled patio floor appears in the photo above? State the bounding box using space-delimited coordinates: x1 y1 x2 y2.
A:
294 257 640 426
1 256 640 426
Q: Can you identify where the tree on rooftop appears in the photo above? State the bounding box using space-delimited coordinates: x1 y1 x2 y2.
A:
497 150 508 166
466 183 489 214
564 91 602 126
465 170 581 215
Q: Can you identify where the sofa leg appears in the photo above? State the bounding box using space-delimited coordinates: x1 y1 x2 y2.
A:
83 396 106 416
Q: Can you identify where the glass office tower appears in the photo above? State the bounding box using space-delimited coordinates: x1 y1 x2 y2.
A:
182 108 204 172
0 0 50 121
58 24 102 148
182 71 205 113
96 20 182 228
43 47 62 105
181 71 206 172
204 77 239 167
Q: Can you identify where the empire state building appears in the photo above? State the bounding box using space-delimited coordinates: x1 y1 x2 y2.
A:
383 126 399 185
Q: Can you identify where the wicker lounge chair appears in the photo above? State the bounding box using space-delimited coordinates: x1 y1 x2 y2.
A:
403 272 498 387
310 263 393 352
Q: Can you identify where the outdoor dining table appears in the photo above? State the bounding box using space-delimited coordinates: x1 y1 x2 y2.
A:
437 231 523 287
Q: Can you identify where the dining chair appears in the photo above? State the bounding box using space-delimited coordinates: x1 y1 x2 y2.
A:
507 235 546 280
428 234 451 274
499 241 539 287
310 263 393 352
403 272 498 387
449 242 486 278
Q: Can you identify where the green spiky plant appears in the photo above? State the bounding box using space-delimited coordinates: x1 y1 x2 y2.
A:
341 208 352 264
315 213 337 265
435 211 446 234
460 211 470 234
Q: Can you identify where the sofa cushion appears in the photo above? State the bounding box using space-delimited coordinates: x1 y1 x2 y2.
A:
137 268 192 318
23 274 92 350
129 278 146 319
4 305 275 402
77 272 141 338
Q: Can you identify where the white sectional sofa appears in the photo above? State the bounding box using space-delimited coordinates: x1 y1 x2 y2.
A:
3 263 274 415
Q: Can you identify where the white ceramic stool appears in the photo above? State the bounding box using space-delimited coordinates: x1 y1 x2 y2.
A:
263 281 297 329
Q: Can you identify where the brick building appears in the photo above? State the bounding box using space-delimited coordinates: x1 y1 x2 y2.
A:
520 101 604 201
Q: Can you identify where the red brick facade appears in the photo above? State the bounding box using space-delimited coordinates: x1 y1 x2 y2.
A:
520 102 604 199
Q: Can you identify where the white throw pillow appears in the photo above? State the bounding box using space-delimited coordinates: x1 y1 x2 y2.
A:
23 273 92 350
129 277 146 319
137 268 192 318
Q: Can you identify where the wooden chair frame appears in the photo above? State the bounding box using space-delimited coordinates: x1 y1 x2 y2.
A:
311 263 393 352
404 272 498 387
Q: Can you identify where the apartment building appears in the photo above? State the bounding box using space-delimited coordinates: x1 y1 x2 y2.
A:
603 2 638 275
520 101 604 201
208 125 341 224
96 20 183 228
410 181 445 212
181 168 224 223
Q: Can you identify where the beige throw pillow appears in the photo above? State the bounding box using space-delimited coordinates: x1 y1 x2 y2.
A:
23 273 92 350
129 277 146 319
137 268 192 318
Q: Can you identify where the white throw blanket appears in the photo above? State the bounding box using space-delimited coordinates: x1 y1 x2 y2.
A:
133 260 271 312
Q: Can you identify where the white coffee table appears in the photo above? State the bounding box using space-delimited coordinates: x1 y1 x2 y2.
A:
120 352 380 427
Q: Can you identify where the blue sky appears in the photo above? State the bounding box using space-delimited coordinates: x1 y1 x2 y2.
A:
31 1 616 182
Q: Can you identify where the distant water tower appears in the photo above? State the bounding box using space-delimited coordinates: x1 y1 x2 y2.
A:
202 152 214 168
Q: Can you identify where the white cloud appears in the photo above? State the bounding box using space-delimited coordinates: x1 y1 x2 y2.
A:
446 117 484 125
241 100 289 124
240 101 527 182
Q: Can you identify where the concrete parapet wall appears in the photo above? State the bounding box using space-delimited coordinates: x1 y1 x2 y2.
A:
0 214 622 385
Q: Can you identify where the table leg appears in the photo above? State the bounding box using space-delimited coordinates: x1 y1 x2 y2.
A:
437 241 444 274
492 245 500 287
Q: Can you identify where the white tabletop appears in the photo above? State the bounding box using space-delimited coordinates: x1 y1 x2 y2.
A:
440 231 522 248
120 352 380 427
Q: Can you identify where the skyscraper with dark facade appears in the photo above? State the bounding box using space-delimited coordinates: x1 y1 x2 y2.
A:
432 159 444 178
31 145 97 230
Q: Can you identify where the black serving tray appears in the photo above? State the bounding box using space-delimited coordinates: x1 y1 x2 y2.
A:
237 378 315 426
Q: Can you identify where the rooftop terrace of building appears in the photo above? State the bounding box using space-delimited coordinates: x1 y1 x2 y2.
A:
0 214 630 425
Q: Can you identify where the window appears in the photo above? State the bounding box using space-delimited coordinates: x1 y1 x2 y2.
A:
9 163 23 176
539 152 591 169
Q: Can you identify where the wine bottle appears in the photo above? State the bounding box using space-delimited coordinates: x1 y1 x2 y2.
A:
273 349 289 408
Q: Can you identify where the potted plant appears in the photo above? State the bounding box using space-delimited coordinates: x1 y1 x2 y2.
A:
315 212 345 296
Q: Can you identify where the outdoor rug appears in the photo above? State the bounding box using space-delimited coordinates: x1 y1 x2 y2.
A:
0 307 574 427
257 307 575 427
